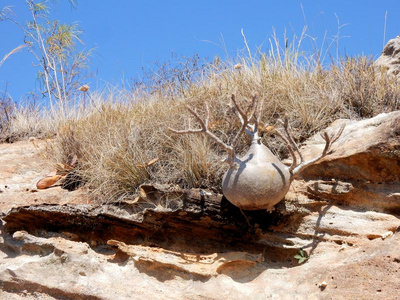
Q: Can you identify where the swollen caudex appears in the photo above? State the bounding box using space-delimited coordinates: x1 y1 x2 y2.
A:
222 139 291 211
169 94 345 211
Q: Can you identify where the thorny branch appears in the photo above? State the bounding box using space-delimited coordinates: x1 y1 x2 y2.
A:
169 95 258 164
231 94 258 143
276 120 346 177
170 94 346 177
168 103 236 163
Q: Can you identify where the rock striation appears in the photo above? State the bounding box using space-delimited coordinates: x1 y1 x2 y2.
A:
0 111 400 299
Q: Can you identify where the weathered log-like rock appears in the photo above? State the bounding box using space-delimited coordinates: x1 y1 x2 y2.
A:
2 187 287 250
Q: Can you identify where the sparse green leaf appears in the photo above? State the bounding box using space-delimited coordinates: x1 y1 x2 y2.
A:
294 248 309 264
33 2 49 13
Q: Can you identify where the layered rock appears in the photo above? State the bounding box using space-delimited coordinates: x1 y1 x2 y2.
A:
299 111 400 183
0 111 399 299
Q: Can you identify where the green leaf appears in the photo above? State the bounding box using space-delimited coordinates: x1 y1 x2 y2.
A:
33 2 49 13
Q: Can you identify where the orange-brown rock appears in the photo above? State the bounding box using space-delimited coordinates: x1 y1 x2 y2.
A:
1 111 400 299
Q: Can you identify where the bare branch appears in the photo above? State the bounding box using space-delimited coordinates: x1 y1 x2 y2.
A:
169 103 235 162
231 94 257 143
320 132 331 156
231 94 245 123
292 124 346 177
330 123 346 144
169 94 263 165
273 130 297 172
185 105 208 131
279 118 304 163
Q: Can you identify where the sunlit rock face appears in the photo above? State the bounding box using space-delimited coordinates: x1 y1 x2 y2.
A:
1 111 400 299
375 35 400 77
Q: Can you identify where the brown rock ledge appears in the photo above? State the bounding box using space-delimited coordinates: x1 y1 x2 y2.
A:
1 111 400 299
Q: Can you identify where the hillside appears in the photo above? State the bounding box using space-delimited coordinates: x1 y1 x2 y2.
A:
0 35 400 299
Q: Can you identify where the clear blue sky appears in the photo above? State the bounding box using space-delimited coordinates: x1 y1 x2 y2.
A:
1 0 399 103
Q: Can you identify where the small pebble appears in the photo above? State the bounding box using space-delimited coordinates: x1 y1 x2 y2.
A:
318 281 327 290
381 231 393 240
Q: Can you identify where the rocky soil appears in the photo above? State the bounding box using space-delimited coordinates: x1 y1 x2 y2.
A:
0 112 399 299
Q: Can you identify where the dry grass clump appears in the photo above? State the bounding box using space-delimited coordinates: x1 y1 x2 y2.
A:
0 96 14 140
0 98 101 142
0 101 56 142
48 97 228 201
45 51 400 203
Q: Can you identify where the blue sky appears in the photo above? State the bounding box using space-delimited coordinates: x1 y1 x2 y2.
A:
1 0 400 103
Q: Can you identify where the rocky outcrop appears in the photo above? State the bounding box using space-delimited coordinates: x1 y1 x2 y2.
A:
0 112 399 299
300 112 400 182
375 35 400 77
296 111 400 214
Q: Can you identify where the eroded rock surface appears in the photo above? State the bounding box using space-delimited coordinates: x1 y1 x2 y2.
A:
1 112 400 299
375 35 400 77
0 140 88 213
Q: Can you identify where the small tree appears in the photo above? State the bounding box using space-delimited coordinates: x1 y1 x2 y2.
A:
2 0 90 114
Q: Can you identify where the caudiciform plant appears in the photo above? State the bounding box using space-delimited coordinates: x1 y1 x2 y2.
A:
170 95 345 211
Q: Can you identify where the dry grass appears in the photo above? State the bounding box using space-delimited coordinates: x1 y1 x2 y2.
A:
4 42 400 203
47 53 400 203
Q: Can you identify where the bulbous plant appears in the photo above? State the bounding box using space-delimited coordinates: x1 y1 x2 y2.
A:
170 95 345 211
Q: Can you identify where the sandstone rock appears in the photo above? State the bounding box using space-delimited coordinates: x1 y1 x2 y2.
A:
295 111 400 215
0 140 88 213
107 239 263 278
12 230 89 256
1 219 399 300
1 112 400 299
375 35 400 77
299 111 400 183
